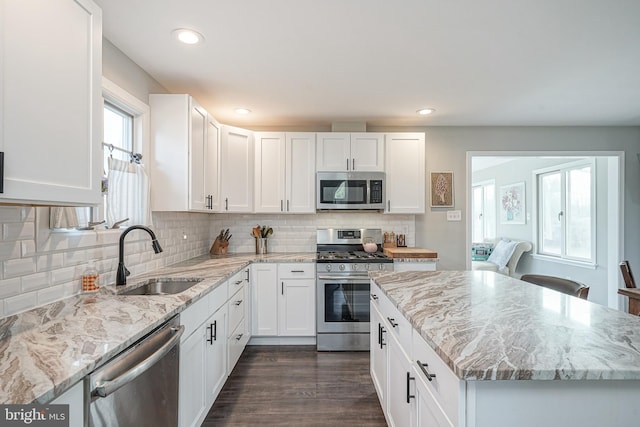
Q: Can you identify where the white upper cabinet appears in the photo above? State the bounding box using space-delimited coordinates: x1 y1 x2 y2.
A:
220 125 254 212
385 133 426 214
316 133 384 172
206 117 221 211
254 132 315 213
0 0 102 206
149 94 217 212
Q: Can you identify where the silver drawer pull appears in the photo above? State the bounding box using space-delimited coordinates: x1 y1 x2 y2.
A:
387 317 398 328
234 300 243 306
290 270 305 273
236 333 243 341
234 280 243 285
417 360 436 382
371 294 378 300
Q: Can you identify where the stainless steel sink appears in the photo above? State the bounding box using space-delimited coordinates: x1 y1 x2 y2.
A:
120 278 203 295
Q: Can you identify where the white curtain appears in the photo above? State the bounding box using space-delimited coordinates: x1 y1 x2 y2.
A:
50 207 79 229
107 157 151 227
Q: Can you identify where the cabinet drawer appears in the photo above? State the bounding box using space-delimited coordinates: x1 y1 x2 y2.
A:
277 263 315 279
379 289 412 357
228 268 248 293
227 285 245 336
228 318 246 375
209 280 228 313
412 330 462 425
181 296 209 340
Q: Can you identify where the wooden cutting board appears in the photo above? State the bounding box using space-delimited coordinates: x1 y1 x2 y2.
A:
383 247 438 258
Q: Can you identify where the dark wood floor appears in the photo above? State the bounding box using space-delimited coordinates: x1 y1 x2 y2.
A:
203 345 387 426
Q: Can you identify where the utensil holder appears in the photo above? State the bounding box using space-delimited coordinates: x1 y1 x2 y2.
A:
255 237 268 254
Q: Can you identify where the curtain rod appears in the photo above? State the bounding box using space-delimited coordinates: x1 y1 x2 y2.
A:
102 142 142 163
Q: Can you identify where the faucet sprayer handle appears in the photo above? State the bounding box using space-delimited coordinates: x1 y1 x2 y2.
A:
152 239 163 254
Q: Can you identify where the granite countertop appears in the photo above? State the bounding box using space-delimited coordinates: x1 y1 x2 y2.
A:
0 252 315 404
370 270 640 381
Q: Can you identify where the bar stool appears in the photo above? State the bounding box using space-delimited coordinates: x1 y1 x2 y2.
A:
520 274 590 300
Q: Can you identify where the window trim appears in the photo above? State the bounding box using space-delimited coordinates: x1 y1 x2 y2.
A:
532 158 597 265
471 179 496 243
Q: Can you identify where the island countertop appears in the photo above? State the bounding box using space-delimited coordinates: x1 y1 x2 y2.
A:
0 252 315 404
370 270 640 381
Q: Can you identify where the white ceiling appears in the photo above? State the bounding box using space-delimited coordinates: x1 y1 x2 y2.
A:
95 0 640 129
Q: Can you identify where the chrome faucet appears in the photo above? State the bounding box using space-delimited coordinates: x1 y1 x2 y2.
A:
116 225 163 286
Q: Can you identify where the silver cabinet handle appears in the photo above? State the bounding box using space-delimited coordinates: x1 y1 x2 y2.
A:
346 158 349 170
290 270 305 273
352 158 355 170
245 268 250 282
236 333 243 341
416 360 436 382
281 282 284 295
281 200 283 211
387 317 398 328
234 300 243 306
234 280 243 285
225 197 229 211
371 293 378 300
387 200 391 211
93 325 184 398
287 200 290 212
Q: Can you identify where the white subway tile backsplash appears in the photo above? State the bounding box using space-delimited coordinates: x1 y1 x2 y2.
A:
4 258 37 279
21 272 51 292
0 207 415 317
4 291 38 316
0 278 21 299
3 222 35 241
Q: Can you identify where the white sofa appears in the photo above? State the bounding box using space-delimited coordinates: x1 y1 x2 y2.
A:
472 239 532 277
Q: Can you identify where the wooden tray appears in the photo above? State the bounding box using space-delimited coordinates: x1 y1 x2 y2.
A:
383 247 438 259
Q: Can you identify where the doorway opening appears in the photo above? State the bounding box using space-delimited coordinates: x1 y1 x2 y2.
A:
467 151 624 309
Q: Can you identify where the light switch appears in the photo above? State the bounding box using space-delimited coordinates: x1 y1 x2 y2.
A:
447 210 462 221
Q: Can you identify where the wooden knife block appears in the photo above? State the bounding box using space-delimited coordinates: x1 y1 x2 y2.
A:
210 237 229 255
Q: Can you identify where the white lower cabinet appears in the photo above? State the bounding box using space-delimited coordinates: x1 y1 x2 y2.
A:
371 280 461 427
251 263 316 338
179 275 251 427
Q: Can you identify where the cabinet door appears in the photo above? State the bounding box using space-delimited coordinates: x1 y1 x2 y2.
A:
251 264 278 336
286 133 316 213
0 0 102 205
414 374 452 427
385 133 426 214
189 103 207 210
50 381 83 427
316 133 350 171
206 117 221 211
204 307 227 408
370 303 388 412
387 331 415 427
254 132 286 213
220 125 253 212
351 133 385 171
278 278 316 336
179 327 207 427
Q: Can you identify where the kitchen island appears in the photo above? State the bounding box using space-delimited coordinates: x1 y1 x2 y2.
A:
0 252 315 406
370 270 640 427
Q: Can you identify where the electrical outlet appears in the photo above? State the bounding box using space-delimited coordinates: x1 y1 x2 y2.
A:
447 210 462 221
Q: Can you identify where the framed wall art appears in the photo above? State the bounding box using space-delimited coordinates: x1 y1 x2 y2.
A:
500 181 525 224
430 171 454 207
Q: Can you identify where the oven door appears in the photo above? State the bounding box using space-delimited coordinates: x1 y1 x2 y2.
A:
317 274 370 333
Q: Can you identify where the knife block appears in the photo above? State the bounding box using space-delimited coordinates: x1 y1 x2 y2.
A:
210 237 229 255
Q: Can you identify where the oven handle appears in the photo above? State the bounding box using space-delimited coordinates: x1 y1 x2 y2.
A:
317 275 370 282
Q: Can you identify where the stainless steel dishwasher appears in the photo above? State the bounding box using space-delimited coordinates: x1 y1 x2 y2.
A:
86 314 184 427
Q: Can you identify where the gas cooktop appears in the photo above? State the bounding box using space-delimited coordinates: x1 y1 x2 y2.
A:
316 250 392 263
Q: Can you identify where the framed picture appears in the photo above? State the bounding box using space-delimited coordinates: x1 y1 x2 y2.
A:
500 181 526 224
430 172 454 207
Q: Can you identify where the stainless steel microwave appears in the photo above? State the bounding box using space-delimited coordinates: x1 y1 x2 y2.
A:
316 171 385 210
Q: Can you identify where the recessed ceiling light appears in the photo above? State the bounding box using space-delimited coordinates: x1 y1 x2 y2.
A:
417 108 435 115
234 108 251 115
172 28 204 45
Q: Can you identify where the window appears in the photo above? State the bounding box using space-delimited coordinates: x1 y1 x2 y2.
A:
471 180 496 243
536 160 595 263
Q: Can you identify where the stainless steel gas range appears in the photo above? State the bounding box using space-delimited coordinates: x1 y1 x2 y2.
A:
316 228 393 351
